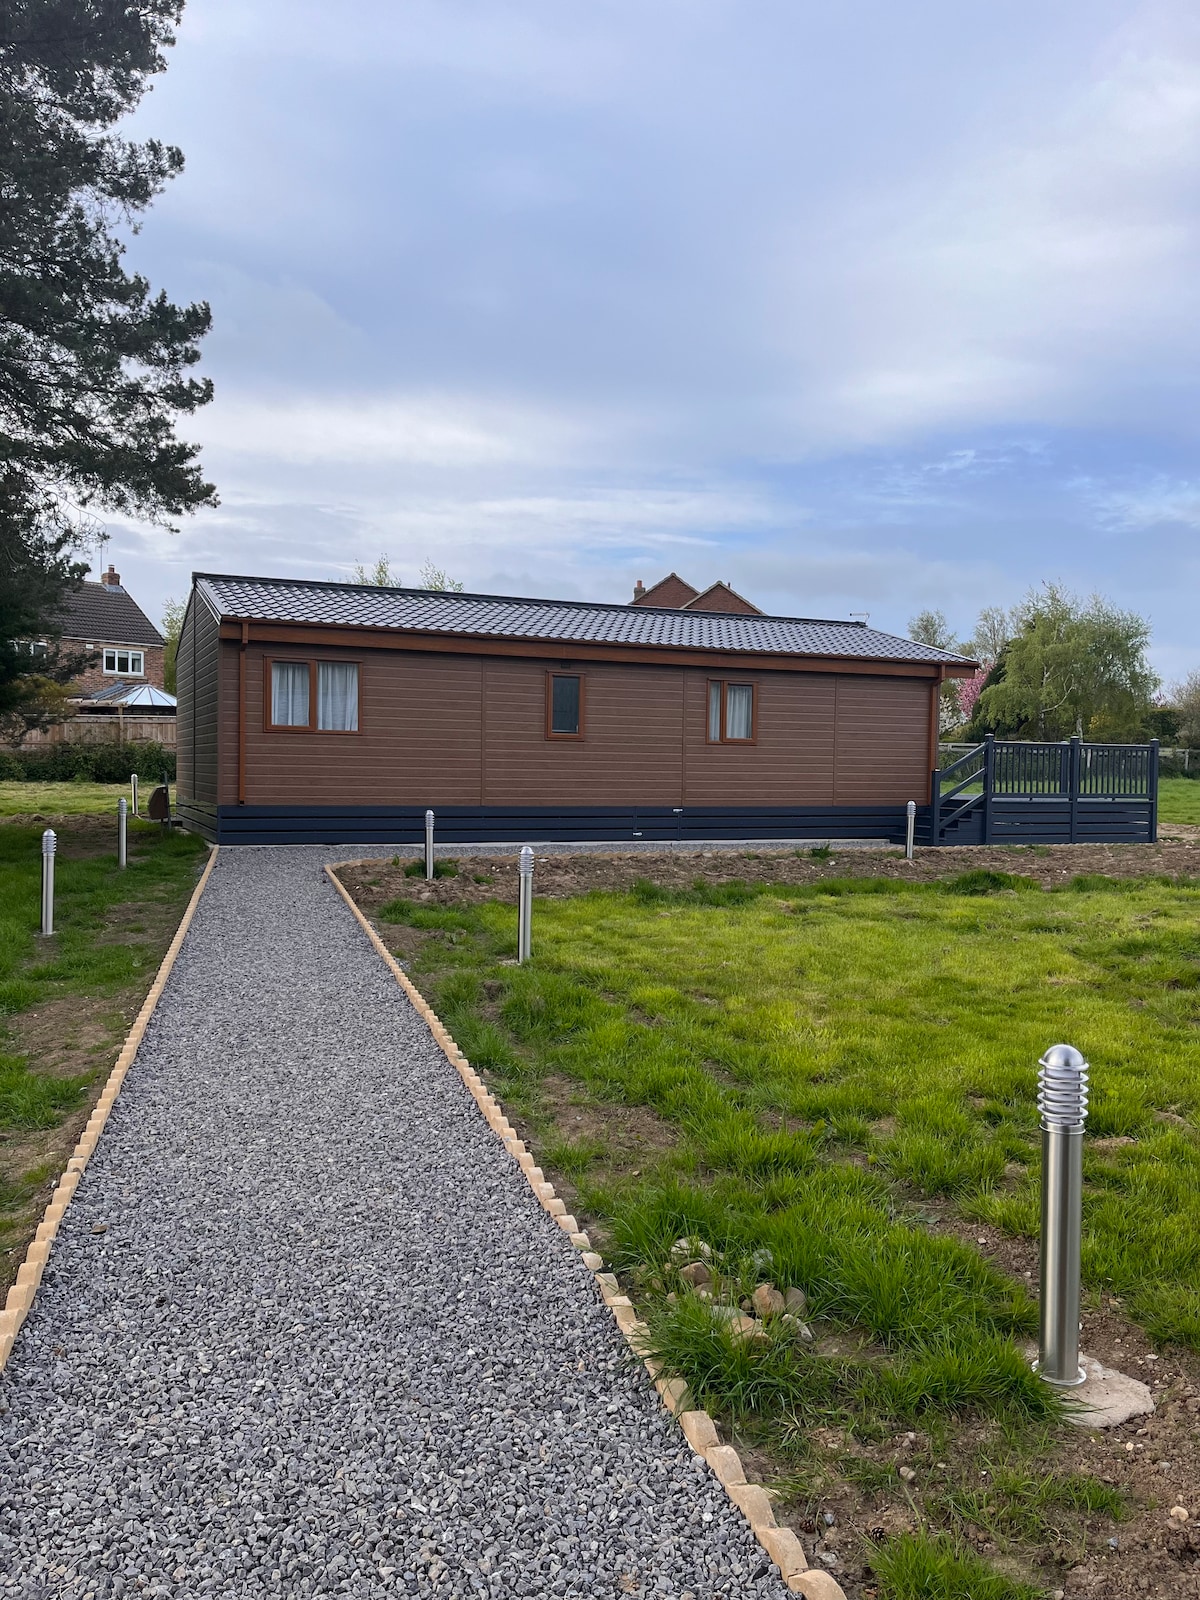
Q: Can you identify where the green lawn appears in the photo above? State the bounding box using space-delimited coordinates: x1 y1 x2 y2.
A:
0 780 137 816
404 871 1200 1348
0 818 206 1281
376 867 1200 1596
1159 775 1200 825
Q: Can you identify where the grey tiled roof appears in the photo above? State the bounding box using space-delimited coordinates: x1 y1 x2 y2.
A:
56 582 163 647
194 573 973 666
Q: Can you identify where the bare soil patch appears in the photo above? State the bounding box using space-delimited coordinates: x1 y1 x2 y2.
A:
339 837 1200 919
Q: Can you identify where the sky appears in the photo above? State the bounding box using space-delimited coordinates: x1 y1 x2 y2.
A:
100 0 1200 679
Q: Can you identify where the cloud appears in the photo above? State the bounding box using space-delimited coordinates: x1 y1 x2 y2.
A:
766 6 1200 449
194 393 586 468
1084 477 1200 531
96 0 1200 681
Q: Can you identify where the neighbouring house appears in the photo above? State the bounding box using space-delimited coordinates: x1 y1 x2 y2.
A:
55 566 170 704
175 571 978 844
10 566 177 749
630 573 762 615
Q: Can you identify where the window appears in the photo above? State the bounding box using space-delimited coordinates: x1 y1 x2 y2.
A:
317 661 359 731
103 648 144 675
268 660 359 732
17 640 48 658
271 661 310 726
546 672 584 738
707 680 756 743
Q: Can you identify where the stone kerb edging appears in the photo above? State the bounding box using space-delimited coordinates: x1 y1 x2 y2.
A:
0 843 221 1375
326 860 847 1600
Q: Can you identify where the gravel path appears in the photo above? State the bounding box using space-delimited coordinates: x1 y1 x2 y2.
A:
0 847 790 1600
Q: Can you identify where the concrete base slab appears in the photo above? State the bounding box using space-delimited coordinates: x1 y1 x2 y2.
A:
1062 1355 1155 1428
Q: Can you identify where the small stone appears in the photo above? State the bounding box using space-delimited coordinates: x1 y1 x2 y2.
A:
90 1224 107 1235
713 1310 761 1343
750 1247 774 1274
1170 1506 1190 1524
784 1287 808 1316
679 1261 713 1290
671 1237 712 1263
898 1466 916 1483
780 1314 814 1343
751 1284 785 1319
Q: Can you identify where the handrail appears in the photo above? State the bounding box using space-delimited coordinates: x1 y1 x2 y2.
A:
937 743 985 781
939 772 985 806
931 736 1158 844
940 793 985 830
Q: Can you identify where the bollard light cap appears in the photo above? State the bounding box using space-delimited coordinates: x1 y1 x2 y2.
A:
519 844 534 875
42 827 56 853
1037 1043 1089 1132
425 809 434 822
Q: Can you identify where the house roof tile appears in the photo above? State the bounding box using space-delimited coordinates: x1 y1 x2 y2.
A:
194 573 974 667
56 582 163 647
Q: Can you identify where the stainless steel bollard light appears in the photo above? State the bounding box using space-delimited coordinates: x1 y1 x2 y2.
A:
131 772 139 817
905 800 916 860
118 797 128 869
517 845 534 963
40 828 57 936
425 808 435 881
1036 1043 1089 1387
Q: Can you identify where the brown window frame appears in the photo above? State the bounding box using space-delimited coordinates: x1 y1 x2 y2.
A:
706 679 758 745
264 657 362 735
545 671 586 740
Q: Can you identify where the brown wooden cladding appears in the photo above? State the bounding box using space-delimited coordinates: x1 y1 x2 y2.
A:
833 675 931 804
204 640 935 808
176 593 220 804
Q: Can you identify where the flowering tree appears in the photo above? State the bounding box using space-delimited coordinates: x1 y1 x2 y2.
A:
956 667 990 726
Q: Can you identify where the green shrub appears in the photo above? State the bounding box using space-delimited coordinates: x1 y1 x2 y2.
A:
0 740 176 782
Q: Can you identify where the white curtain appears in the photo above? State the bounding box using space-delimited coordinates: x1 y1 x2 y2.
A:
708 681 722 741
726 683 753 740
272 662 310 726
318 661 359 730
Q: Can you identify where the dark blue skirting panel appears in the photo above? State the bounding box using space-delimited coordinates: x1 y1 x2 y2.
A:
935 796 1154 847
183 803 923 847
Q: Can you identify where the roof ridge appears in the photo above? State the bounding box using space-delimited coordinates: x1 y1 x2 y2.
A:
191 571 878 632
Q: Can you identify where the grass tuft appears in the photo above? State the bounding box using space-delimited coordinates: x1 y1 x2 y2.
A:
871 1531 1040 1600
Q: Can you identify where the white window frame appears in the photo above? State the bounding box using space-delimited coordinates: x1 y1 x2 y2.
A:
103 648 145 676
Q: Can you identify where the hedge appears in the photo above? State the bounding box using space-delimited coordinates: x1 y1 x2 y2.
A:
0 740 176 783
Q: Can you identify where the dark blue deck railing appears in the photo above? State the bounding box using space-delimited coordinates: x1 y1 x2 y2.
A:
931 736 1159 845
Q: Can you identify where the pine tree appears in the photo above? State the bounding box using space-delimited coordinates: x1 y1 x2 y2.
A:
0 1 215 733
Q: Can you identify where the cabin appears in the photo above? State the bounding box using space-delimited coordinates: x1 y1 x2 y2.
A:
174 572 979 845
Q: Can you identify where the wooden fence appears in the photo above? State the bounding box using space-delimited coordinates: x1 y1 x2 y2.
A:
5 715 176 750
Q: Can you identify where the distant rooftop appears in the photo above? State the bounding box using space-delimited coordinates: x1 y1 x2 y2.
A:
82 681 177 710
194 572 974 668
57 571 163 648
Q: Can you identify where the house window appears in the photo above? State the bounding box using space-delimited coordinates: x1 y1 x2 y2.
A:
271 661 310 726
268 660 359 731
317 661 359 731
18 640 48 658
546 672 584 738
103 648 144 676
707 680 756 743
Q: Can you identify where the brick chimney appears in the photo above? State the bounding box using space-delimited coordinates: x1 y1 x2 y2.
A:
632 579 645 601
100 564 121 588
